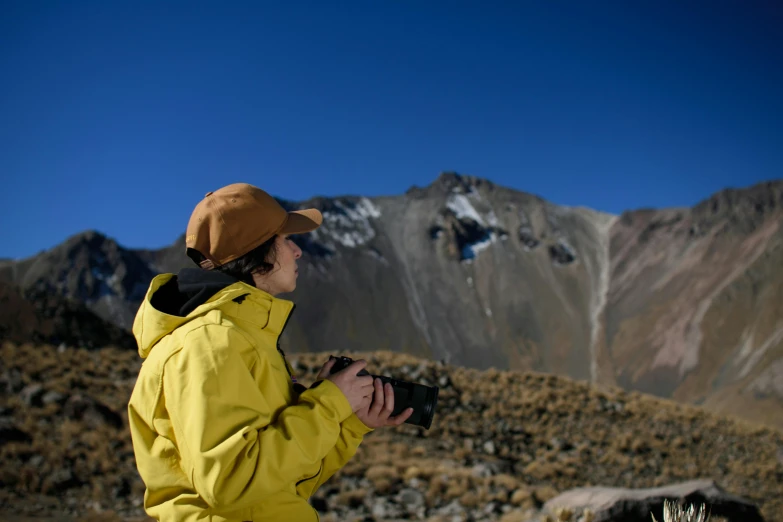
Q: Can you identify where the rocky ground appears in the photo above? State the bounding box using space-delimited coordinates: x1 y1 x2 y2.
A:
1 343 781 521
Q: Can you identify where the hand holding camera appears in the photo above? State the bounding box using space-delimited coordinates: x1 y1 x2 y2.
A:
356 377 415 429
317 357 374 412
319 355 439 430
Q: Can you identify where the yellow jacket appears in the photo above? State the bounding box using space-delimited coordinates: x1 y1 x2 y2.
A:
128 269 372 521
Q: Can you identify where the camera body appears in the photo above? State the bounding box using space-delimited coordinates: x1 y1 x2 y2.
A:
329 356 439 430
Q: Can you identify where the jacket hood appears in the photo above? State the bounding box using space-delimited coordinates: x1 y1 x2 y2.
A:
133 268 258 358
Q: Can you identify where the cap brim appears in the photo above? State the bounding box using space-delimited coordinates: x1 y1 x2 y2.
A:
280 208 323 235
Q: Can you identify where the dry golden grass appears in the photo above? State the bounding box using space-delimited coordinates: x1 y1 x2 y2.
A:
1 343 781 521
291 350 783 521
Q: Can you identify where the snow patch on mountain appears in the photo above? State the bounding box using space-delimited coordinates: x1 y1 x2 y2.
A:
447 194 485 225
444 190 508 263
312 198 380 249
355 197 382 219
486 210 499 227
461 232 495 264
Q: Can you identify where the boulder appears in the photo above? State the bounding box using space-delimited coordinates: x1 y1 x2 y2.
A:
543 479 764 522
42 390 67 406
396 488 426 518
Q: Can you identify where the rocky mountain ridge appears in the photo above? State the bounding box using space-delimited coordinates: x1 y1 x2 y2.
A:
1 172 781 429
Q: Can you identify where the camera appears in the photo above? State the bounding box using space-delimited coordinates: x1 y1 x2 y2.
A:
328 356 439 430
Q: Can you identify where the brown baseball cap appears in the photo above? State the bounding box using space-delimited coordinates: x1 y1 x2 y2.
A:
185 183 322 269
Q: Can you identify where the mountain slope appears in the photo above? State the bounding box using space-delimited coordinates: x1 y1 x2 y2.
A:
600 181 783 428
0 280 135 350
284 173 616 379
0 230 156 332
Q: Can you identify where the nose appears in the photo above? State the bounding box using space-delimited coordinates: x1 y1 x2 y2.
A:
293 241 302 259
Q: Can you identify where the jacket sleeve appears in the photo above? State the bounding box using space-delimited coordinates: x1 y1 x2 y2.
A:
296 413 374 499
162 325 353 510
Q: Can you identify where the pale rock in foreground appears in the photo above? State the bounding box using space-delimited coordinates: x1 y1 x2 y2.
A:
543 479 764 522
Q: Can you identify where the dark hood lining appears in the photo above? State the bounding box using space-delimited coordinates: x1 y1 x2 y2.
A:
150 268 241 317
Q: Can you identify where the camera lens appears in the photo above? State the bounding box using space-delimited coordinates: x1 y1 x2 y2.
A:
393 379 438 430
421 385 439 430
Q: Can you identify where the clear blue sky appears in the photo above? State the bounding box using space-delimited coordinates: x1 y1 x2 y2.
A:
1 1 781 260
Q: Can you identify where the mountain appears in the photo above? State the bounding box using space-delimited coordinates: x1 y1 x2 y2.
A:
601 181 783 428
2 173 781 429
0 230 159 331
0 280 135 350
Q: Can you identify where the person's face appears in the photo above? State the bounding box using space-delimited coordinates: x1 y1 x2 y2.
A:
252 234 302 296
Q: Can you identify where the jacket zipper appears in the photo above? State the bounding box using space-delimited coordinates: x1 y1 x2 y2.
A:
277 304 296 379
277 303 322 516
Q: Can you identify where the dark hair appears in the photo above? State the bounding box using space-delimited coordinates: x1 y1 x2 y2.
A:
187 236 279 286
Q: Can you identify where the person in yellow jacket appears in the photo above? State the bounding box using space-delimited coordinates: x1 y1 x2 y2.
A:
127 183 413 521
